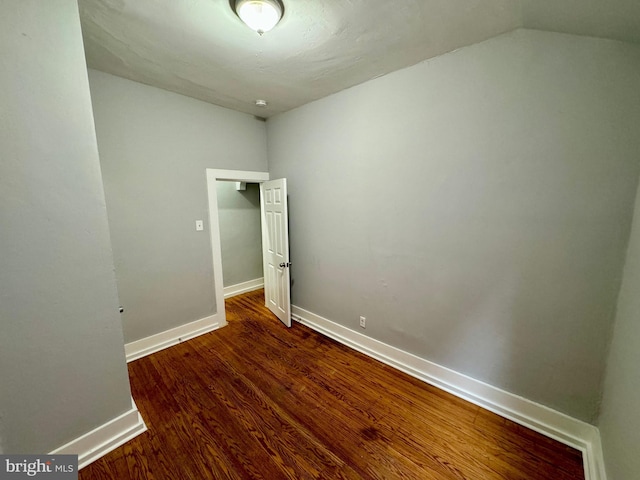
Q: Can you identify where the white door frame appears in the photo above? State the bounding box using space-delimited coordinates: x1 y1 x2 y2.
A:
206 169 270 327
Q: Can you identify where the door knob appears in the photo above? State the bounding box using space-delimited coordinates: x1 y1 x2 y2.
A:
279 262 292 268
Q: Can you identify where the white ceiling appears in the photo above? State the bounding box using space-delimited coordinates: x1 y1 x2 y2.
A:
79 0 640 118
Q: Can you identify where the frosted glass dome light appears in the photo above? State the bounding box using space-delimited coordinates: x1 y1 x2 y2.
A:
235 0 283 35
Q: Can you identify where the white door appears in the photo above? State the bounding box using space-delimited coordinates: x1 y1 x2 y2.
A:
260 178 291 327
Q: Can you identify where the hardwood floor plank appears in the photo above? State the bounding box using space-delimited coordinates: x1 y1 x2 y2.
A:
80 289 584 479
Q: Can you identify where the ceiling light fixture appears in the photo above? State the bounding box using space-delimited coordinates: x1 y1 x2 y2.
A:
234 0 283 36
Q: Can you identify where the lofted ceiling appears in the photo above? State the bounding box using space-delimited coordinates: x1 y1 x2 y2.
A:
79 0 640 118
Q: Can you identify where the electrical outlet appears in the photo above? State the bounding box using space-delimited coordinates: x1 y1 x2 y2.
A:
359 316 366 328
195 220 204 231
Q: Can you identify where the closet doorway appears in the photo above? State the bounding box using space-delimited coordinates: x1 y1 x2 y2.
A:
216 180 264 299
206 169 291 327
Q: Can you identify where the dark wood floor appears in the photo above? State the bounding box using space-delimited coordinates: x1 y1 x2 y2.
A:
80 289 584 479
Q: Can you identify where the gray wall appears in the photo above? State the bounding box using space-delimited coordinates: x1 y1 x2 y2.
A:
266 29 640 422
217 182 263 287
598 182 640 479
0 0 132 453
88 70 267 343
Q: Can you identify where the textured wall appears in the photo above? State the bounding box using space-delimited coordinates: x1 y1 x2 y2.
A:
88 70 267 343
0 0 132 453
267 29 640 422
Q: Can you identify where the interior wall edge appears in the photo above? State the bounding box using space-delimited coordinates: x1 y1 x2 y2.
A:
50 397 147 471
223 277 265 299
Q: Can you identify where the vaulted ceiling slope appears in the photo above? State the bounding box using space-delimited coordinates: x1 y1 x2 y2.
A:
79 0 640 117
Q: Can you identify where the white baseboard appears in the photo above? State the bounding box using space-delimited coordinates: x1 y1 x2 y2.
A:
292 305 607 480
125 313 222 362
224 277 264 299
50 397 147 470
